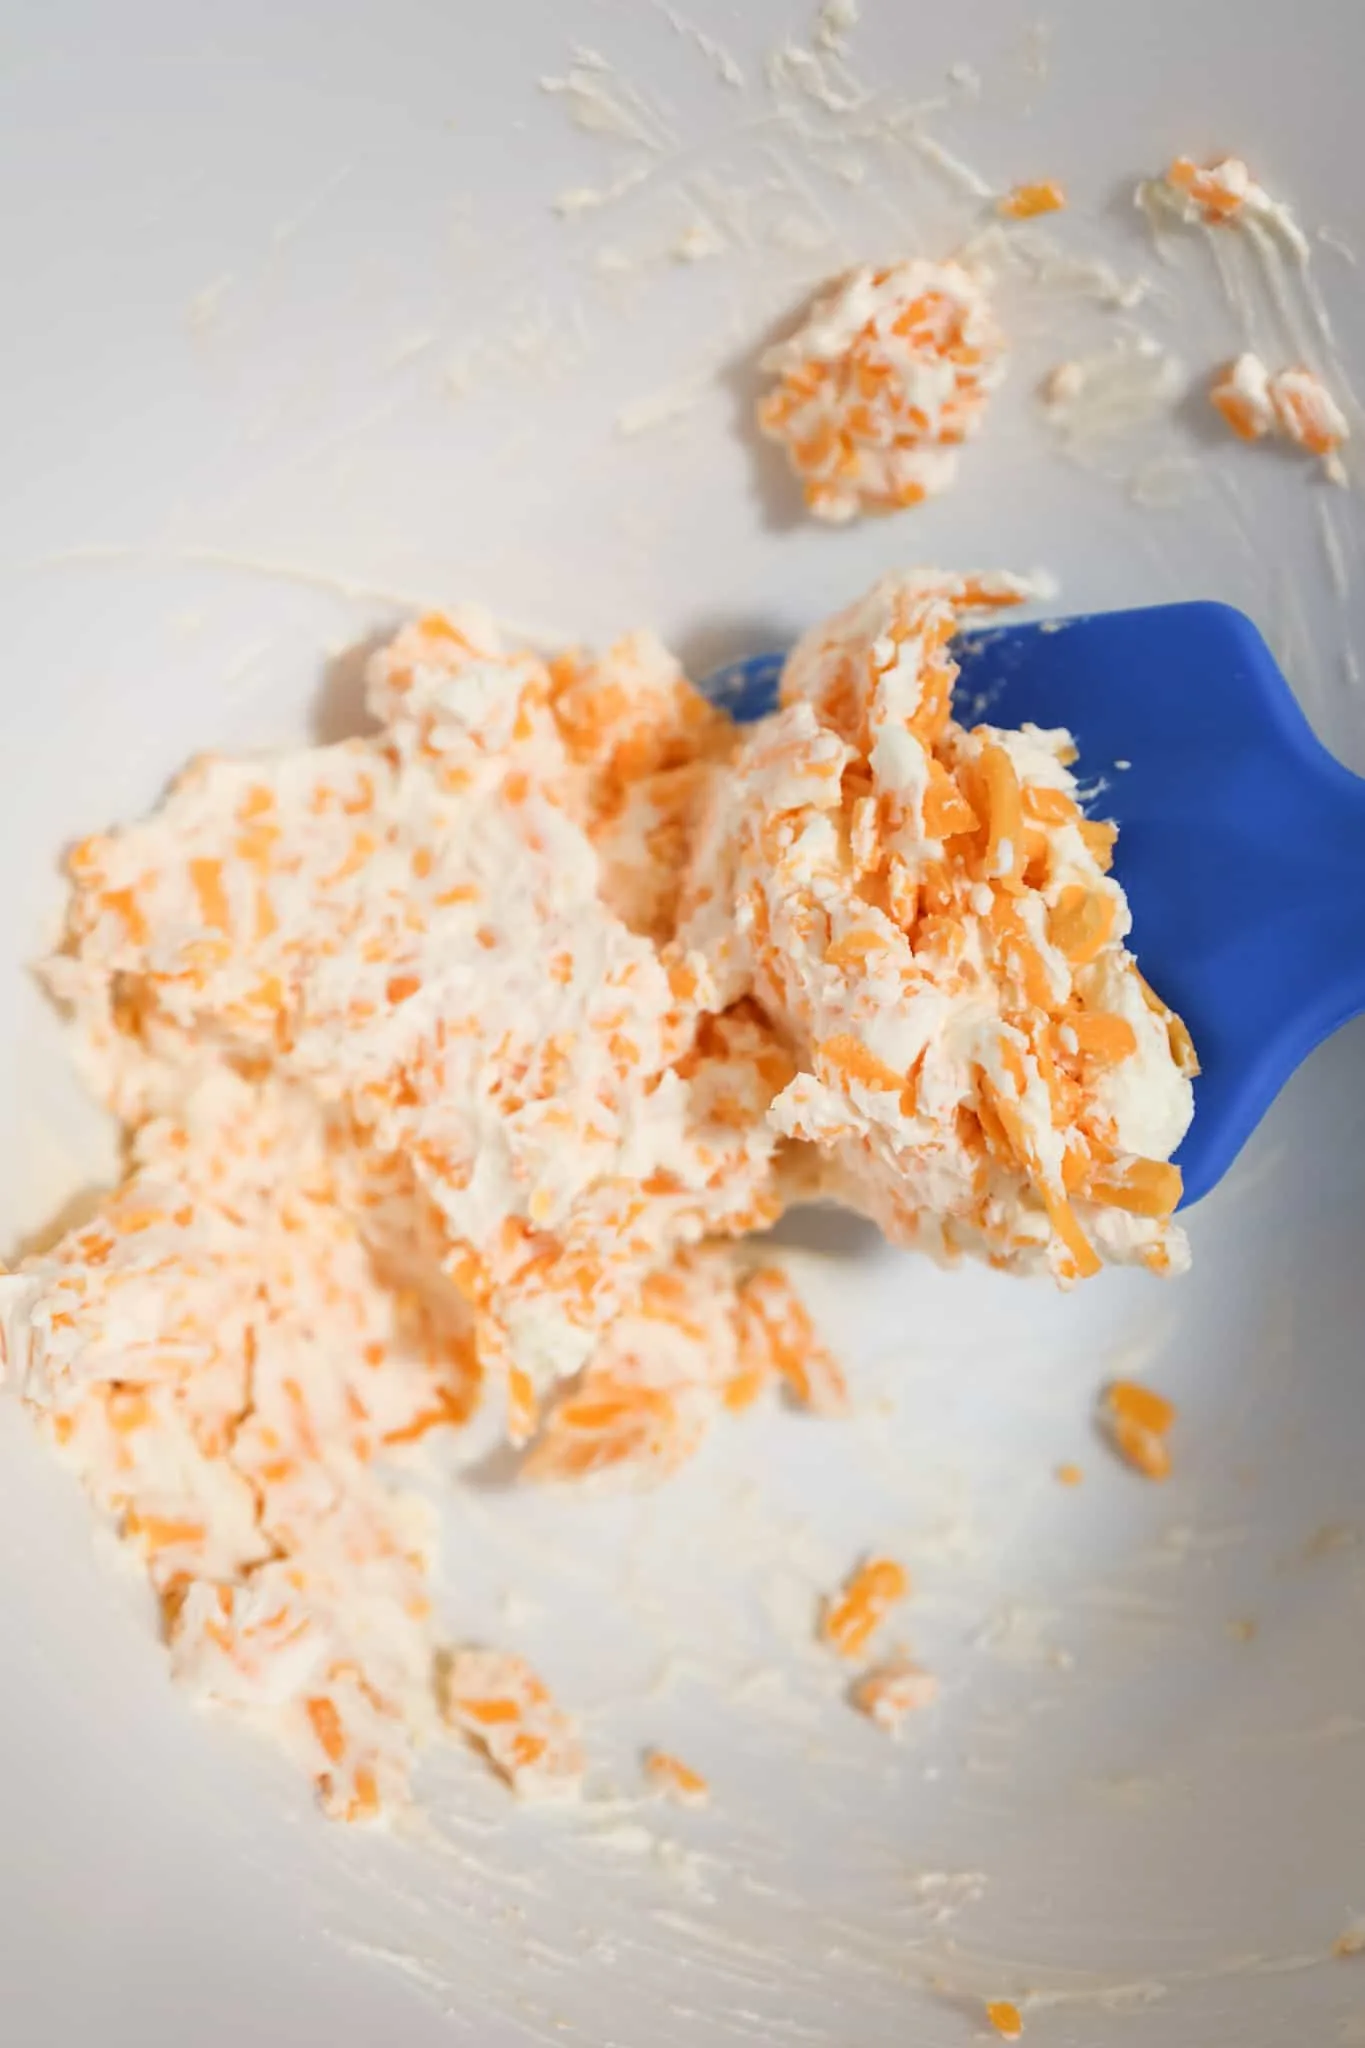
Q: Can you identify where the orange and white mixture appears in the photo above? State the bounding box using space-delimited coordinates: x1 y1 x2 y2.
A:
756 261 1007 522
1210 353 1349 472
820 1555 909 1659
441 1648 585 1798
35 610 785 1412
0 572 1194 1818
0 1076 458 1822
0 611 792 1815
1140 155 1310 259
642 1748 710 1805
678 571 1196 1284
851 1657 938 1732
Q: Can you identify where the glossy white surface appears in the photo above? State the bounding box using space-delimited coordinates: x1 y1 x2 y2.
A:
3 3 1365 2043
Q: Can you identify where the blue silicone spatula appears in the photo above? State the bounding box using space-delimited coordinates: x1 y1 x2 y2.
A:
704 602 1365 1207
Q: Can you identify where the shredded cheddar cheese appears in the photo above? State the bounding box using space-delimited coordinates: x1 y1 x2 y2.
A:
643 1748 710 1805
1101 1377 1177 1480
756 260 1007 522
986 1998 1025 2040
998 180 1066 220
733 1264 849 1416
821 1556 909 1658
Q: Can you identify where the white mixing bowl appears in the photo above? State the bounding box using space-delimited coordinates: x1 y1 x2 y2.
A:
3 3 1364 2043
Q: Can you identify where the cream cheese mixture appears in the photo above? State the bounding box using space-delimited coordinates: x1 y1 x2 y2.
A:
0 571 1194 1819
1137 154 1311 258
756 261 1008 520
1210 351 1349 472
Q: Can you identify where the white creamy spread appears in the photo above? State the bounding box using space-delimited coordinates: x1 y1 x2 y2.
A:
0 576 1195 1819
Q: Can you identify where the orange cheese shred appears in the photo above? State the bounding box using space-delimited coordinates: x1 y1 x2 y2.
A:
821 1556 909 1659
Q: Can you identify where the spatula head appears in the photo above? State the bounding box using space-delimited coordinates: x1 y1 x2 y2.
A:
705 603 1365 1207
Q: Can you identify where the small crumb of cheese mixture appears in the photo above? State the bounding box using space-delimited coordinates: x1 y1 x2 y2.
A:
521 1253 841 1485
0 570 1195 1821
1210 353 1349 471
1209 351 1277 442
1139 155 1310 259
643 1748 710 1805
440 1648 584 1797
821 1555 910 1658
756 260 1007 522
1100 1377 1176 1482
851 1657 938 1731
678 570 1196 1285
